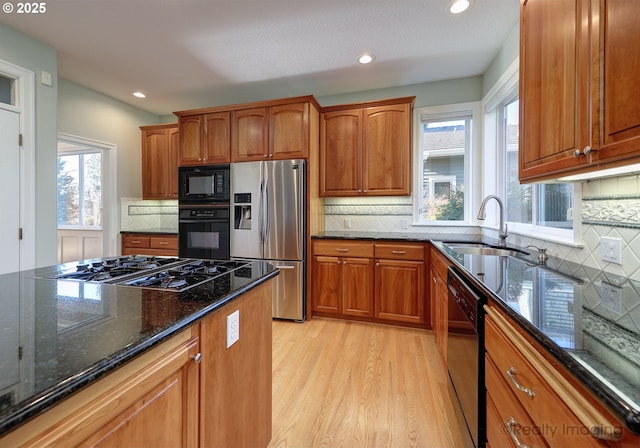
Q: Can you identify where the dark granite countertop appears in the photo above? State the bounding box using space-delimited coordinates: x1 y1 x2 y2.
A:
0 258 278 437
433 241 640 435
312 230 482 243
120 228 178 235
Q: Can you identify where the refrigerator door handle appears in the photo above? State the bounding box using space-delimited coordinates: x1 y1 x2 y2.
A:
258 177 265 244
264 182 270 242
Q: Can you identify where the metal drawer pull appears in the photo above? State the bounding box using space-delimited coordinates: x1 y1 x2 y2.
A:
391 250 407 255
191 353 202 364
505 417 531 448
507 366 535 399
336 248 349 252
159 241 169 245
131 240 142 244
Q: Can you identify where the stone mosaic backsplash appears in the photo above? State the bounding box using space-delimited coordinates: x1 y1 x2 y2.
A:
120 198 178 232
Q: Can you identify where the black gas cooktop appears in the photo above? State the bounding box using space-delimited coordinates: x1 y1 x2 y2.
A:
35 256 251 292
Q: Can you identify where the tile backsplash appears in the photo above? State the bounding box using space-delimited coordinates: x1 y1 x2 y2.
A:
120 198 178 232
324 174 640 280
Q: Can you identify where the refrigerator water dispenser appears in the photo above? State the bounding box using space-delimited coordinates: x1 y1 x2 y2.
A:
234 193 252 230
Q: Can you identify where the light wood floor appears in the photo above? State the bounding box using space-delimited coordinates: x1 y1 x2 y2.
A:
269 318 467 448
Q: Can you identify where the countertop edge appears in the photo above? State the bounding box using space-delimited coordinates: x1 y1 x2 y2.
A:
0 269 279 437
430 241 640 435
120 230 178 235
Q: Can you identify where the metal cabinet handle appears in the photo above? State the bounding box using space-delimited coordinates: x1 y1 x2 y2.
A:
505 417 531 448
506 367 535 399
131 240 142 244
159 241 169 245
392 250 407 255
336 248 349 253
574 145 594 158
192 353 202 364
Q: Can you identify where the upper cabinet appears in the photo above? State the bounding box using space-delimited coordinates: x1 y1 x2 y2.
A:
177 112 231 165
519 0 640 182
140 123 179 199
175 96 320 165
320 97 414 197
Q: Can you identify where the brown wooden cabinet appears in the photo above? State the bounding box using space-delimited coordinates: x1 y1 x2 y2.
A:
121 233 178 256
141 123 179 199
484 304 640 448
374 243 425 324
178 112 231 165
311 239 427 327
320 97 414 197
519 0 640 182
430 246 450 363
311 240 374 317
175 96 319 165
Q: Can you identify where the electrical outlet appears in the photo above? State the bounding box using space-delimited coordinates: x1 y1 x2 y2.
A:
344 218 351 229
601 282 623 314
401 219 409 230
601 236 623 265
226 310 240 348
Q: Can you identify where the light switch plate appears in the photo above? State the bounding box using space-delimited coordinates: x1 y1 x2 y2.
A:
226 310 240 348
40 70 53 86
344 218 351 229
601 236 622 265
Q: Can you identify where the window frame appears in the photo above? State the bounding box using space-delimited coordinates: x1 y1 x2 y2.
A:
412 102 481 226
483 61 582 245
57 144 104 230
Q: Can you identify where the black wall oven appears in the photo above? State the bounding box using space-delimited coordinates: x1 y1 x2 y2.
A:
447 267 486 448
178 164 231 259
178 206 230 259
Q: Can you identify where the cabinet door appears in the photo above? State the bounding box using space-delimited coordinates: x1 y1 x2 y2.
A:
375 259 425 323
430 265 447 364
591 0 640 164
168 126 180 198
204 112 231 163
142 128 171 199
342 257 374 317
519 0 591 181
312 255 342 314
179 115 204 165
232 107 269 162
320 109 362 196
363 104 411 195
270 102 309 160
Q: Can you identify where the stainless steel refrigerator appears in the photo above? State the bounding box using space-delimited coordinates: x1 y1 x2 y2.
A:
230 160 305 320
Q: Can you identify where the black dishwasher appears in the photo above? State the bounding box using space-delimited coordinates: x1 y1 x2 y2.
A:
447 267 486 448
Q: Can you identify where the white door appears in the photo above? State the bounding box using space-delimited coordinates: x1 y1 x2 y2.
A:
0 107 20 275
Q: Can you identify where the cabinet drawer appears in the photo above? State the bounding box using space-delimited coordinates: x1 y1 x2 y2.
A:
485 307 611 448
374 243 424 261
486 355 547 448
313 240 373 258
150 236 178 250
123 236 150 248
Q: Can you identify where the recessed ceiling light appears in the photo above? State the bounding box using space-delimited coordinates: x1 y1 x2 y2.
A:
358 54 375 64
449 0 473 14
132 91 146 98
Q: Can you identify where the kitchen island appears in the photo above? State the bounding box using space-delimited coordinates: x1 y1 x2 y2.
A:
0 257 278 447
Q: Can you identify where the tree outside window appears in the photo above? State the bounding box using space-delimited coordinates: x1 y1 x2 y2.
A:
57 152 102 228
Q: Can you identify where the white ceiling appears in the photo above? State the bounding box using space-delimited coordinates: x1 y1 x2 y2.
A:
0 0 519 116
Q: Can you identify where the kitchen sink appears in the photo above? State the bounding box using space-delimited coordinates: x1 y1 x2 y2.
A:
443 242 529 258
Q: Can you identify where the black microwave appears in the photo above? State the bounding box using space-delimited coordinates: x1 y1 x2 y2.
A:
178 165 230 203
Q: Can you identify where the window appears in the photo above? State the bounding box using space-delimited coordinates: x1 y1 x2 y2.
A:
0 74 15 105
57 144 102 228
415 104 478 224
502 97 575 238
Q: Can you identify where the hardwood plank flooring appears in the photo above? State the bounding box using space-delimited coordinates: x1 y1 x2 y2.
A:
269 318 467 448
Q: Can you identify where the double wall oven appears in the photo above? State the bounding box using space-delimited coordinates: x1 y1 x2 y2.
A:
178 165 230 259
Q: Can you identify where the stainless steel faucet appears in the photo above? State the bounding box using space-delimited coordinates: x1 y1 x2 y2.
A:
477 195 508 247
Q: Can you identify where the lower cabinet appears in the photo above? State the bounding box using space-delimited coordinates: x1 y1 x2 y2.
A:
429 247 450 363
121 233 178 256
311 239 426 326
485 304 640 448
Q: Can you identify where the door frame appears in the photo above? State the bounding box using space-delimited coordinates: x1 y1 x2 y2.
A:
0 59 35 271
57 133 118 258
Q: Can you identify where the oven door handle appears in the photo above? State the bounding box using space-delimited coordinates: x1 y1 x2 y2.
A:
179 219 228 224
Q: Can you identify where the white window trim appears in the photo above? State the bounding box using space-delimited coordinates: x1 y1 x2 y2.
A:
412 101 482 226
482 59 582 246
